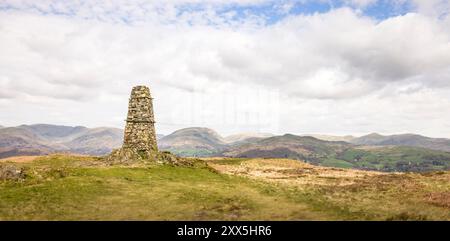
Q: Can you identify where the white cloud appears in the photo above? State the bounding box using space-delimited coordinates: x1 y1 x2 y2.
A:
409 0 450 17
0 2 450 137
344 0 378 8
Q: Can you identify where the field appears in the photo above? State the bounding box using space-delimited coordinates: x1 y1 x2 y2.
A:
0 155 449 220
333 146 450 172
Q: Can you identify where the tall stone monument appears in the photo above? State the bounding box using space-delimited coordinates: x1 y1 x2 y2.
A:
123 86 158 153
107 85 160 163
107 84 200 166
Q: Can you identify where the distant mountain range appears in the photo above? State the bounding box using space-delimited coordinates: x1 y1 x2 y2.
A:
125 127 450 172
0 124 123 158
222 134 349 160
224 132 274 143
1 124 450 172
349 133 450 152
158 127 228 157
158 128 275 156
306 134 355 142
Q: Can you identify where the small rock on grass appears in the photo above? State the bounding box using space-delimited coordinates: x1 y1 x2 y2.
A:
0 164 26 181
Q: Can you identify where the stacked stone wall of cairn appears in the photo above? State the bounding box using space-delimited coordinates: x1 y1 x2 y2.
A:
123 86 158 152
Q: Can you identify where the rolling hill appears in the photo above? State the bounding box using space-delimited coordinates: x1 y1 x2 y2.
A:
158 127 227 157
0 124 123 158
305 134 355 142
2 124 450 172
224 132 274 144
63 127 123 155
158 128 279 157
336 146 450 172
351 133 450 152
221 134 450 172
222 134 350 161
0 126 59 158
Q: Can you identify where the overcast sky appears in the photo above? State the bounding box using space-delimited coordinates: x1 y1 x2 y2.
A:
0 0 450 137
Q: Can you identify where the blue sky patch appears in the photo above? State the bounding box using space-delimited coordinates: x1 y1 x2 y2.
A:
0 0 438 25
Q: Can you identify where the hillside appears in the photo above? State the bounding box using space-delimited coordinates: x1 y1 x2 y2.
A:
351 133 450 152
221 134 450 172
0 124 123 158
335 146 450 172
158 127 228 157
222 134 349 161
0 126 59 158
18 124 89 141
0 155 448 220
157 130 450 172
224 132 274 144
2 124 450 173
63 128 123 155
304 134 355 142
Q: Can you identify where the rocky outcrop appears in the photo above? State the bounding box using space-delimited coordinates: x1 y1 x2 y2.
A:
0 164 25 181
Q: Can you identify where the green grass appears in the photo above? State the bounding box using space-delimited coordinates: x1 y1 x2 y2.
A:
164 149 217 157
336 146 450 172
0 155 449 220
316 173 450 220
320 157 354 168
0 156 321 220
203 158 249 166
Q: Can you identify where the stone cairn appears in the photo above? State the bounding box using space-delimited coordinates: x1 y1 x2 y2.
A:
123 86 158 153
107 85 199 166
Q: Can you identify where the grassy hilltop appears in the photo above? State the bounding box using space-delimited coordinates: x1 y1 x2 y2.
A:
0 155 449 220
